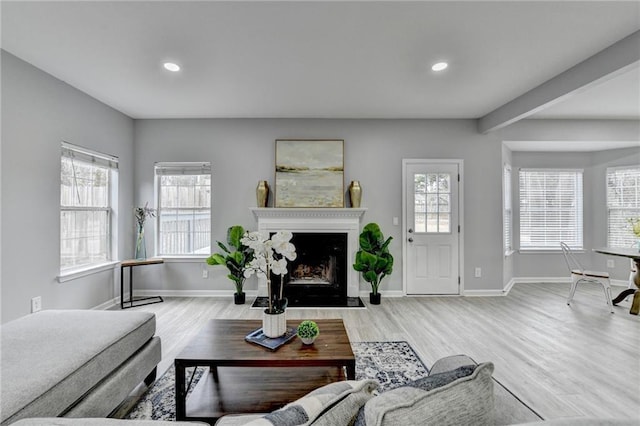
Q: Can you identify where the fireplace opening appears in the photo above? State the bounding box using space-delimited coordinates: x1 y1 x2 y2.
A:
253 230 364 309
276 232 347 305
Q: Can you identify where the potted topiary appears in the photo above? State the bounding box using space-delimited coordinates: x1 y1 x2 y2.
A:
206 225 253 304
353 223 393 305
297 320 320 344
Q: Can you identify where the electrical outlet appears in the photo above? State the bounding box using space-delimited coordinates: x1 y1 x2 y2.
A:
202 269 209 279
474 267 482 278
31 296 42 313
393 217 399 226
607 259 615 268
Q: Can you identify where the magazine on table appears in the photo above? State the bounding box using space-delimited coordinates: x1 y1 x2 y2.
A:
245 327 298 351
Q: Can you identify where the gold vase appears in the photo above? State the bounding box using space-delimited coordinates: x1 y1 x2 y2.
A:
256 180 269 207
349 180 362 208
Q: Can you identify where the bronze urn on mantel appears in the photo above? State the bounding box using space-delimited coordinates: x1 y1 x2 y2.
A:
348 180 362 208
256 180 269 207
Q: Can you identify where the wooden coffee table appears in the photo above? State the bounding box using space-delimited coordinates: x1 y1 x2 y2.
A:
174 319 355 424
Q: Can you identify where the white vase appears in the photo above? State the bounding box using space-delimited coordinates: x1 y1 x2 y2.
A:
263 310 286 338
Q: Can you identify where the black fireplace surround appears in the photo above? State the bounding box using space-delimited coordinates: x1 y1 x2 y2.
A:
254 232 363 308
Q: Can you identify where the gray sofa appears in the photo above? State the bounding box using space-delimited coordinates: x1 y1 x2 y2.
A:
213 355 496 426
212 355 639 426
0 310 161 426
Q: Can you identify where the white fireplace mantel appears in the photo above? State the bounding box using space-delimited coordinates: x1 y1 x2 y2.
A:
250 208 366 298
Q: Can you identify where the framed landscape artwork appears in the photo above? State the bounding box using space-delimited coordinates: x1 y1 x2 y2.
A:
275 139 344 208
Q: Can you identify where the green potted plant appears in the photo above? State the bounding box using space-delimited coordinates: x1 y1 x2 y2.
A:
297 320 320 344
206 225 253 304
353 223 393 305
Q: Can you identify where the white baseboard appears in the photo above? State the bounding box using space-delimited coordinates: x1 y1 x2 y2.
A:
611 279 630 287
134 289 260 298
92 298 119 310
463 289 507 297
513 277 571 284
359 290 404 298
503 278 516 295
511 277 629 287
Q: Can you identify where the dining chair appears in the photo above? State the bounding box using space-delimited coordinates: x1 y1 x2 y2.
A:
560 242 614 313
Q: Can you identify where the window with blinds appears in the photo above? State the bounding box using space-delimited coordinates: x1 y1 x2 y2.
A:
503 164 513 255
155 162 211 255
519 169 583 251
60 142 118 271
607 166 640 248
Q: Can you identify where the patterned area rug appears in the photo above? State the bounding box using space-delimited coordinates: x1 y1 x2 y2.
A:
124 341 428 421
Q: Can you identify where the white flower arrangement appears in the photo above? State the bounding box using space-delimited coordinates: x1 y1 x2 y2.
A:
241 230 297 313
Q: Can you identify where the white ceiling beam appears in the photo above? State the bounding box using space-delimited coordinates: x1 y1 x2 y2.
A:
477 30 640 134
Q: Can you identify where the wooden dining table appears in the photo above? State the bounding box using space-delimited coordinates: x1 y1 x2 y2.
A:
593 247 640 315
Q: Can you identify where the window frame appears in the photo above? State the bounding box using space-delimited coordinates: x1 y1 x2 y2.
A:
606 165 640 248
59 142 119 278
154 162 212 257
503 163 513 256
518 168 584 252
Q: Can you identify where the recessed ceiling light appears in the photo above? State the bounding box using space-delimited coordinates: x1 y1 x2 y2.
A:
431 62 448 72
163 62 181 72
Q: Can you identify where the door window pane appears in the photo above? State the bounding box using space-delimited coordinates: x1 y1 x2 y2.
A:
414 173 452 233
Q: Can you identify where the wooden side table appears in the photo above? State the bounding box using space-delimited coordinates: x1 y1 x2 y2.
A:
120 258 164 309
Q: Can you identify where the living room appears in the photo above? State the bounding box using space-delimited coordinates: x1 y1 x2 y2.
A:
1 1 639 425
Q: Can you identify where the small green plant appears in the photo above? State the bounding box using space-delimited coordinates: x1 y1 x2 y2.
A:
297 320 320 339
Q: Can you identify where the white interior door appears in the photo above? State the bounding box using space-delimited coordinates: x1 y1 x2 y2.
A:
404 161 460 295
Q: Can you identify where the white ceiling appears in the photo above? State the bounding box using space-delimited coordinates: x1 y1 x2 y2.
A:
1 1 639 126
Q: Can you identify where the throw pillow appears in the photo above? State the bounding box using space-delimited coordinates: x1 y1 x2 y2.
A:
358 362 495 426
242 379 378 426
406 365 476 391
352 365 478 426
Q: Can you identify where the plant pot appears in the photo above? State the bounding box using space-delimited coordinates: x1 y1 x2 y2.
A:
234 292 246 305
300 336 317 345
369 292 381 305
263 310 286 338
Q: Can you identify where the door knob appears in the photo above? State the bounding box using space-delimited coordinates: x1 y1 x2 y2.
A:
408 228 414 233
408 238 414 243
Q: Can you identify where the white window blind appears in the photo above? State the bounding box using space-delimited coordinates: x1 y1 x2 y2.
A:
519 169 583 250
503 164 513 255
155 162 211 255
60 142 118 271
607 166 640 248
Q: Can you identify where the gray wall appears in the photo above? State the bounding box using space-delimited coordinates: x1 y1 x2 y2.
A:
133 118 505 295
1 51 135 323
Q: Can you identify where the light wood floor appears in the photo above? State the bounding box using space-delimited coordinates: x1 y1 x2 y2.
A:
125 282 640 421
